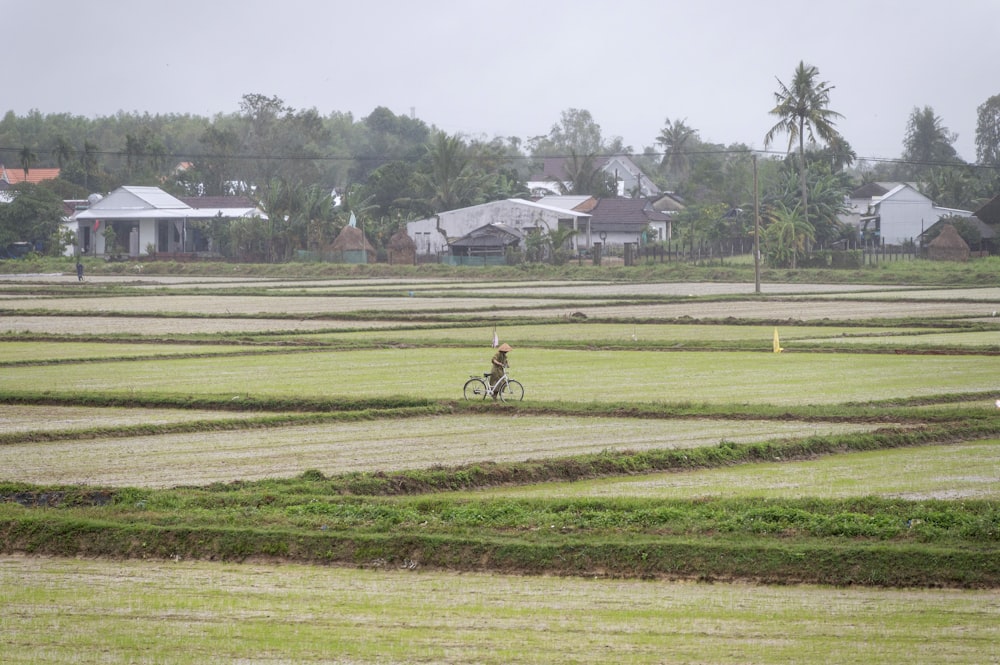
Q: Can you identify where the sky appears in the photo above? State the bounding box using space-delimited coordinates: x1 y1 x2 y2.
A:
5 0 1000 164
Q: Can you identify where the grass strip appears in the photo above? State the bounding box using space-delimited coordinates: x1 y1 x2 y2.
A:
0 390 436 413
0 405 450 445
252 420 1000 496
6 389 997 422
0 512 995 588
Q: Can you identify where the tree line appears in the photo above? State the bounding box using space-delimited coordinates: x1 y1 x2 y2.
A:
1 75 999 266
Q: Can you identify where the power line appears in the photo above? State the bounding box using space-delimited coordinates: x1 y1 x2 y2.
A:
0 145 997 171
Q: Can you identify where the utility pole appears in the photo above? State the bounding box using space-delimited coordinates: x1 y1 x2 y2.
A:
753 153 761 294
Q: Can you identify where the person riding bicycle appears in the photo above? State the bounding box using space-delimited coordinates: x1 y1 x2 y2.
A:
489 343 512 396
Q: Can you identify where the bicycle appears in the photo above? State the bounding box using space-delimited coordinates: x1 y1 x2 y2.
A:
463 366 524 402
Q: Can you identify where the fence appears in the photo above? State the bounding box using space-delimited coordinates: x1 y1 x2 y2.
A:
863 245 917 264
439 255 508 267
293 250 369 264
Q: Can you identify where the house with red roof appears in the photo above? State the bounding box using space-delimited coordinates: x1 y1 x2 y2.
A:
0 165 61 187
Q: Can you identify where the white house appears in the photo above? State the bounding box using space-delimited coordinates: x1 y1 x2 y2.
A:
71 186 266 257
842 182 972 245
407 198 591 255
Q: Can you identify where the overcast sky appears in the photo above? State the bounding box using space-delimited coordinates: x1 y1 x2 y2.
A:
6 0 999 163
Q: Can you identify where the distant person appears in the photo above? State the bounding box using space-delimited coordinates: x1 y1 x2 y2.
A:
76 261 84 281
489 343 512 397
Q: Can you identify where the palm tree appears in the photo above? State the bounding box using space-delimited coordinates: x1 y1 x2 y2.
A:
423 133 475 212
656 118 697 184
81 141 100 190
558 150 613 197
544 224 580 265
764 61 844 234
51 136 74 169
18 146 37 179
902 106 959 179
124 133 145 178
763 202 814 269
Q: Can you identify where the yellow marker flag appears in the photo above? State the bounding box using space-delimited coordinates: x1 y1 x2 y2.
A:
773 327 784 353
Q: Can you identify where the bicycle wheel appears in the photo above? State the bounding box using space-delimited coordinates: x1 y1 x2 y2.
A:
498 379 524 402
463 377 488 400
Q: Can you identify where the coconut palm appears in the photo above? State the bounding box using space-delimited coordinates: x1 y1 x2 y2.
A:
18 145 36 179
554 150 614 197
51 136 74 169
901 106 960 179
656 118 697 184
422 132 484 212
124 133 145 178
764 61 844 234
80 141 100 190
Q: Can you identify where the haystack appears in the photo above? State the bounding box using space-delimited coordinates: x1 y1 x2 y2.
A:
927 223 969 261
387 229 417 265
331 225 375 252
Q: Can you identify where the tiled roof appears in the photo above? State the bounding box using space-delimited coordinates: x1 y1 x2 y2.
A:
180 196 256 209
528 156 613 181
0 165 61 184
851 182 890 199
587 198 672 226
973 194 1000 226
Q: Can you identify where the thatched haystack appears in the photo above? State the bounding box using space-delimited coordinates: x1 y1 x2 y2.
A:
927 223 969 261
387 229 416 265
329 225 375 263
331 225 375 252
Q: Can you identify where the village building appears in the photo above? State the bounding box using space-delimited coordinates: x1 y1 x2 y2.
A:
406 198 590 257
71 186 266 257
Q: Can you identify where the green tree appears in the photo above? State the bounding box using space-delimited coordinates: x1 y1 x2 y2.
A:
18 145 37 179
764 61 844 235
253 178 304 262
920 166 980 210
815 133 856 172
123 133 145 178
0 183 64 253
238 93 292 187
673 202 728 258
101 224 119 256
901 106 960 178
656 118 698 185
51 136 74 169
764 160 850 247
762 202 814 269
80 140 100 190
529 108 605 157
975 94 1000 169
361 161 427 220
196 124 242 195
522 224 578 264
281 183 336 255
349 106 430 182
227 215 269 262
545 224 579 265
553 150 615 197
419 132 484 212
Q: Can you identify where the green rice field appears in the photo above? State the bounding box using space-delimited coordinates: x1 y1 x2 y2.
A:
1 268 999 663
